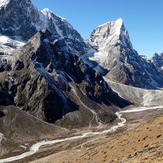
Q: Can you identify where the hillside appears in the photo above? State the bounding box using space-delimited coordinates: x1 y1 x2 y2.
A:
30 111 163 163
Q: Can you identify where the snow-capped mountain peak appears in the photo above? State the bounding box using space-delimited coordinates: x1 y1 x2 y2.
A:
98 18 123 36
84 18 163 89
87 18 133 51
0 0 10 8
0 0 88 54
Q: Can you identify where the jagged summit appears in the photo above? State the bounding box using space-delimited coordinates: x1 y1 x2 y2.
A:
85 19 163 89
0 0 88 54
87 18 133 51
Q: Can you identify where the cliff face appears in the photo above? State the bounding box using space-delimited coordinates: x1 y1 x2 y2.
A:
0 29 131 127
85 19 163 89
0 0 131 128
150 52 163 74
0 0 88 54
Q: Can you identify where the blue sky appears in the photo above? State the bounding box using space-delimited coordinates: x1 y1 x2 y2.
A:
32 0 163 58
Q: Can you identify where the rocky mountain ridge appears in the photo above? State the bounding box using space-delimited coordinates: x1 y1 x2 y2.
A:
0 0 88 54
0 0 163 161
0 28 131 126
150 52 163 74
85 19 163 89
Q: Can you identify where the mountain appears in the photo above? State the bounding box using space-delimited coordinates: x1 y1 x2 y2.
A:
0 0 88 54
1 28 131 127
0 1 132 156
0 0 131 129
0 0 163 162
85 19 163 89
150 52 163 74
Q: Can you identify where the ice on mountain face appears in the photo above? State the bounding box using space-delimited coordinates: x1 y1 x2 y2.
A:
34 62 68 102
42 8 52 19
0 35 25 67
37 8 72 40
0 0 10 8
0 35 25 48
0 0 88 55
84 18 134 70
42 8 66 21
87 18 133 52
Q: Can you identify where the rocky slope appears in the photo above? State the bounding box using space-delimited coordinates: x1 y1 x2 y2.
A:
33 113 163 163
85 19 163 89
0 0 88 54
0 28 131 128
0 105 67 157
150 52 163 74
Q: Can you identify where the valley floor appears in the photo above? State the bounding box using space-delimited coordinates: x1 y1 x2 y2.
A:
15 106 163 163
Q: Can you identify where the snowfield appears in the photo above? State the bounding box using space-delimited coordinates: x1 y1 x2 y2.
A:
0 35 25 48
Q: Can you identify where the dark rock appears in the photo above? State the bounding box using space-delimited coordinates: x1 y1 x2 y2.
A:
0 29 131 127
0 110 5 118
150 52 163 74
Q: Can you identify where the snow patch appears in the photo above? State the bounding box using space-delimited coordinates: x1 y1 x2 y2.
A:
0 0 10 8
0 35 25 48
34 62 68 102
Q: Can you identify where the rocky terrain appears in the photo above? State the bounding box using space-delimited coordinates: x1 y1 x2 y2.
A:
0 0 163 162
29 111 163 163
1 82 160 163
150 52 163 74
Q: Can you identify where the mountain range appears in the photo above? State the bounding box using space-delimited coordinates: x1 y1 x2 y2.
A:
0 0 163 160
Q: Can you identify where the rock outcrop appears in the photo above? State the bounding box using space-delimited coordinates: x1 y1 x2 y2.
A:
150 52 163 74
